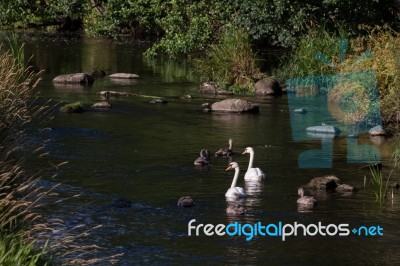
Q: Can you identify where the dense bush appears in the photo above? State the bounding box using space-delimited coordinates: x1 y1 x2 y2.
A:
193 27 263 93
274 26 400 125
1 1 398 56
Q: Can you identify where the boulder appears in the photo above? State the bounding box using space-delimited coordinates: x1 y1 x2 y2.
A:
180 94 192 99
294 108 307 114
60 102 85 113
91 68 106 78
149 98 168 104
111 197 132 208
208 99 259 113
303 175 341 190
108 73 139 79
53 73 94 85
177 196 195 207
336 184 357 192
254 77 282 95
302 175 357 193
198 82 234 95
92 102 111 108
306 125 340 135
369 125 386 136
99 91 134 98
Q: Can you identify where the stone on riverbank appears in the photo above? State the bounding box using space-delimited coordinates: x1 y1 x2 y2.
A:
369 125 387 136
198 82 234 95
254 77 282 96
53 73 94 85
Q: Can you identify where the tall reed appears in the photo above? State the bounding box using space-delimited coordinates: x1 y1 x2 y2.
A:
368 165 391 203
0 43 122 265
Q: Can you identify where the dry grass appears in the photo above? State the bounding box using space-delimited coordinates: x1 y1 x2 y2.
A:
0 45 122 265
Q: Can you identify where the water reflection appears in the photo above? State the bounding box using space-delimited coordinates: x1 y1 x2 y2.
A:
6 33 400 265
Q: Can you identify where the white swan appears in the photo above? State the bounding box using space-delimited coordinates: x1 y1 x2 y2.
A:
215 138 233 157
242 147 265 181
225 162 246 200
297 188 316 206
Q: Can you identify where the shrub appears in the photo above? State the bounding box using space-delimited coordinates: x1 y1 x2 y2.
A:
193 27 263 93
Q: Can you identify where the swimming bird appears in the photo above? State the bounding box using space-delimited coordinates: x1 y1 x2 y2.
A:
297 188 316 206
215 138 233 157
242 147 265 181
225 162 246 200
194 149 210 166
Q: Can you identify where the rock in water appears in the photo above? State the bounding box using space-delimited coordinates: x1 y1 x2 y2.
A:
303 175 341 190
149 98 168 104
108 73 140 79
92 102 111 108
99 91 134 98
306 125 340 135
53 73 94 85
208 99 259 113
177 196 195 207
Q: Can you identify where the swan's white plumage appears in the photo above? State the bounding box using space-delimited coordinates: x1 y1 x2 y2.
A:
225 162 246 200
242 147 265 181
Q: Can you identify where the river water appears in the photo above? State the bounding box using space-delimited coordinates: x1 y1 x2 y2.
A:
3 33 400 265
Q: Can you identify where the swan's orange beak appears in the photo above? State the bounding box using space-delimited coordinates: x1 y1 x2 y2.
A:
242 150 247 154
226 165 233 171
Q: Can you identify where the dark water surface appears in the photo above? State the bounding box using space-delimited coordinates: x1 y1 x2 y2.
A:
2 33 400 265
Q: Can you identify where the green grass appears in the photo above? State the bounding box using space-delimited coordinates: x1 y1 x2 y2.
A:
60 102 85 113
0 232 47 266
369 165 391 203
193 27 263 93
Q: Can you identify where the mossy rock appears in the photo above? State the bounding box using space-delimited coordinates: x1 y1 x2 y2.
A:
60 102 85 113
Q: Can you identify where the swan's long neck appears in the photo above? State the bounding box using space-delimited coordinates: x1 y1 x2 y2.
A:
247 150 254 171
298 188 304 197
228 139 233 150
231 167 240 188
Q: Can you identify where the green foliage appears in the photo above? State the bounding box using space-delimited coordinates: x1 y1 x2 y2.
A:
0 233 47 266
193 27 263 93
0 0 87 28
368 165 391 203
60 102 85 113
275 26 348 80
85 0 166 37
1 1 398 56
144 1 215 57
